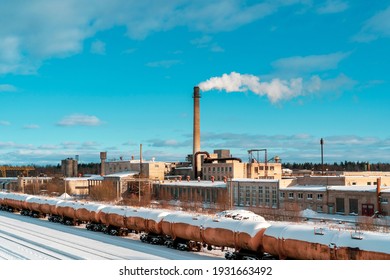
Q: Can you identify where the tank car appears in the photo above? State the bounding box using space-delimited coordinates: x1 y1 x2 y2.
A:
262 223 390 260
125 208 170 244
97 205 129 236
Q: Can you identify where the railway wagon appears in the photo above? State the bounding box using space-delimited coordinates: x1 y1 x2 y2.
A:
125 208 170 234
160 212 209 250
40 198 62 217
262 224 390 260
3 193 30 211
201 217 270 257
97 205 129 235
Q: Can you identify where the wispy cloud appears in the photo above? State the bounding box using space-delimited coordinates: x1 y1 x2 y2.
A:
0 120 10 126
271 52 350 74
0 1 308 75
0 84 17 92
316 0 349 14
90 40 106 55
147 138 192 148
57 114 103 126
23 124 40 129
146 60 181 68
353 6 390 42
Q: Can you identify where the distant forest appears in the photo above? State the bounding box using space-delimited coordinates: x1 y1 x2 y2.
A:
4 161 390 177
282 161 390 172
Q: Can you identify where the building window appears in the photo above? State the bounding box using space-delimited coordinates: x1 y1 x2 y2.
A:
367 182 371 185
288 193 294 199
381 198 388 204
317 194 323 200
307 193 313 200
298 193 303 199
258 187 263 206
352 182 356 185
317 205 323 213
272 189 277 207
265 188 270 206
280 192 285 199
270 166 274 171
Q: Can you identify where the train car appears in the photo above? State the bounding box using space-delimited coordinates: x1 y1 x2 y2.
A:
55 200 80 225
24 196 47 217
125 208 171 244
40 197 62 217
202 216 270 259
2 193 30 212
97 205 129 235
160 212 209 250
0 192 5 210
262 223 390 260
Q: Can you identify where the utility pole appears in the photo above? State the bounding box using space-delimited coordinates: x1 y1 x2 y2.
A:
320 138 324 176
139 144 142 203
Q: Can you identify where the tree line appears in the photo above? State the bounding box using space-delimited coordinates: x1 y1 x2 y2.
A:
282 161 390 172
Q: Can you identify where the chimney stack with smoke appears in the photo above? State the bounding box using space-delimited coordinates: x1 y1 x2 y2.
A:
193 86 201 179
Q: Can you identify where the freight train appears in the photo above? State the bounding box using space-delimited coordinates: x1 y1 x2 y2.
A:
1 191 390 260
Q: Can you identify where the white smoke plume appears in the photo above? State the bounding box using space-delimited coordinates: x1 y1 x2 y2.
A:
198 71 306 103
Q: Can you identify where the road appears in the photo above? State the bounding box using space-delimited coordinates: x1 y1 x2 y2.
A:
0 211 223 260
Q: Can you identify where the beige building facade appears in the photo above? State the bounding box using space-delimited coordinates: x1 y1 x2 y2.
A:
104 160 165 180
201 161 282 181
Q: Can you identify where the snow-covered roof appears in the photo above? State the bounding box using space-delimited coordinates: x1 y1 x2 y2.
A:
232 178 279 183
160 180 226 188
264 223 390 255
328 185 381 192
281 185 327 192
104 171 139 178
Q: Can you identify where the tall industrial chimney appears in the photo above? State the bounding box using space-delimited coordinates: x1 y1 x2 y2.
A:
193 86 201 179
100 151 107 176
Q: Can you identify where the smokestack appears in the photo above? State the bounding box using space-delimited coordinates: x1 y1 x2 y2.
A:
100 152 107 176
193 86 201 179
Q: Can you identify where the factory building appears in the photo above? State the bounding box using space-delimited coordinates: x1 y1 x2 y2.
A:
153 179 228 209
100 152 165 180
202 161 282 181
17 176 53 193
61 157 78 177
231 179 280 209
0 177 18 191
296 173 390 186
278 178 390 216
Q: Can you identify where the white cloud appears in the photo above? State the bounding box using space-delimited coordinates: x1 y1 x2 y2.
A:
353 6 390 42
57 114 103 126
23 124 40 129
316 0 349 14
198 71 356 103
146 60 181 68
0 120 10 126
90 40 106 55
271 52 350 74
0 1 308 75
0 84 17 92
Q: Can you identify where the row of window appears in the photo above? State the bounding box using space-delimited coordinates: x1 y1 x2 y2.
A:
280 192 323 201
203 166 233 173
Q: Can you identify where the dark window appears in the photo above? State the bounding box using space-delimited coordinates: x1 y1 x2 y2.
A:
336 198 345 214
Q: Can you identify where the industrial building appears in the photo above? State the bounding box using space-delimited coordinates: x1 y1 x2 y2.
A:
279 178 390 216
61 157 78 177
100 152 165 180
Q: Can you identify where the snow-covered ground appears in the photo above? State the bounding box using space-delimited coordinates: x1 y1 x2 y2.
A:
0 211 223 260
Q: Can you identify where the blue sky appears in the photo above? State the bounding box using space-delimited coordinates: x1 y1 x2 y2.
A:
0 0 390 165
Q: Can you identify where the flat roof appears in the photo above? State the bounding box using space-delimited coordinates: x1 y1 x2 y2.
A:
233 178 279 183
160 180 226 188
